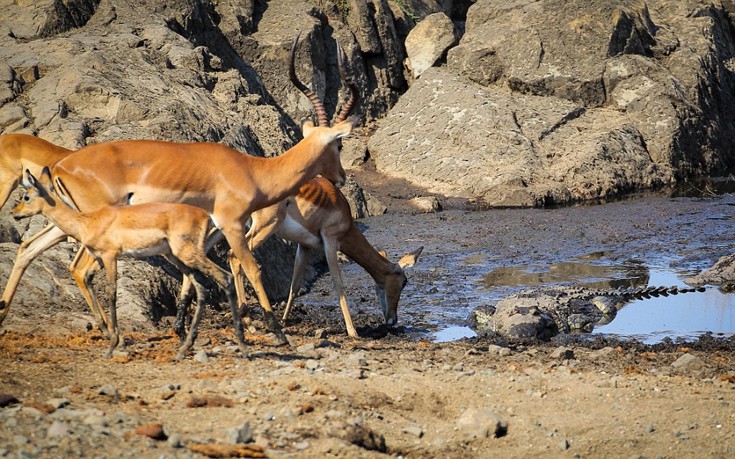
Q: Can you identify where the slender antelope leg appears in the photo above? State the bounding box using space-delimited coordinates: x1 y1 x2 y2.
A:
173 277 196 341
229 209 282 318
176 271 206 361
172 249 246 358
71 248 110 336
0 225 68 325
101 254 119 359
282 245 311 322
223 225 288 346
174 227 223 339
322 235 358 337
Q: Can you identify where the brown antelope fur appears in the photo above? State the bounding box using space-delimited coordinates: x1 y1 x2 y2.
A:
0 36 358 346
12 168 241 360
0 134 71 208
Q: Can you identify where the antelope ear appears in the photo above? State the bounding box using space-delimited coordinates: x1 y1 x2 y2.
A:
333 115 360 139
21 169 36 188
301 117 316 136
398 246 424 269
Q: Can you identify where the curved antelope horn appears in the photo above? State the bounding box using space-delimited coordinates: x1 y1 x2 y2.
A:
333 42 359 124
289 32 329 127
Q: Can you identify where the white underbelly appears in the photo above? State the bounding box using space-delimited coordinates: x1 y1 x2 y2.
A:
277 215 322 249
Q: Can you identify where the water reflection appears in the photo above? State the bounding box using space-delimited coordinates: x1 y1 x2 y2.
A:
478 253 735 343
592 269 735 343
483 256 650 290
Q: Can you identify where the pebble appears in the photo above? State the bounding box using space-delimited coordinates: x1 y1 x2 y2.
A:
97 385 118 397
671 353 702 370
167 433 184 448
297 343 316 353
46 398 70 409
226 421 253 444
70 317 92 332
47 421 72 438
194 349 209 363
305 359 320 371
487 344 511 356
403 425 424 438
551 347 575 360
456 408 507 439
314 329 328 339
294 441 310 450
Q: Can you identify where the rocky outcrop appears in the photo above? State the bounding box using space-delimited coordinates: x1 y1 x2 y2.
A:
369 0 735 207
687 253 735 288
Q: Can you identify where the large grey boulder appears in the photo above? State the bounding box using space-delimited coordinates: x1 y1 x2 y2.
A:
370 0 735 206
405 12 457 78
368 66 666 206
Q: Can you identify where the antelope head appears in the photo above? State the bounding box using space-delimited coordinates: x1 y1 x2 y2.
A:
12 168 57 220
290 33 359 188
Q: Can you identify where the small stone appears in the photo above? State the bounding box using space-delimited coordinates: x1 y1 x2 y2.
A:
408 196 442 213
551 347 575 360
167 433 184 448
314 329 328 339
70 317 92 332
403 425 424 438
226 421 253 444
294 441 310 450
135 423 167 440
297 343 315 353
47 421 72 438
194 349 209 363
305 359 320 371
457 408 507 439
97 385 118 397
46 398 70 409
671 353 702 370
559 438 570 450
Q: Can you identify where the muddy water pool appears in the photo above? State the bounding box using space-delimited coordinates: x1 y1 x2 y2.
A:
339 189 735 344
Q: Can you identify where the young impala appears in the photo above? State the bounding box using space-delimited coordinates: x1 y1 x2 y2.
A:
0 33 359 347
13 168 240 360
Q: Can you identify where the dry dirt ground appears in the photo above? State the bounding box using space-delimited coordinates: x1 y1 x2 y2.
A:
1 170 735 458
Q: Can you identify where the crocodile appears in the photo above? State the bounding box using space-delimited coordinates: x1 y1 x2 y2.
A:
472 285 705 340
